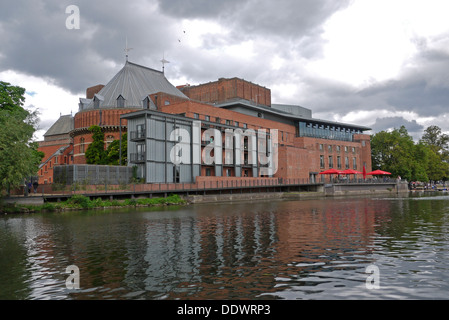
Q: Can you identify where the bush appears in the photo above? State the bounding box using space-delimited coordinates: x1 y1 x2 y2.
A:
67 195 91 209
124 199 137 206
40 203 57 212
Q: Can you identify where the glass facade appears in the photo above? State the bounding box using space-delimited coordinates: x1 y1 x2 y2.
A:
298 121 362 142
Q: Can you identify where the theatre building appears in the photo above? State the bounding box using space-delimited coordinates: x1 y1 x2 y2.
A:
38 60 372 185
121 68 372 184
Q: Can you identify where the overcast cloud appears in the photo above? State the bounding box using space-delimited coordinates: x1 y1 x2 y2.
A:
1 0 449 141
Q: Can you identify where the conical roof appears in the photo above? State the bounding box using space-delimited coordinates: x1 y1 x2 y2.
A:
85 61 188 110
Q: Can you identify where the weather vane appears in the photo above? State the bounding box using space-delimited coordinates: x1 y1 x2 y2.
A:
124 37 133 61
161 53 170 74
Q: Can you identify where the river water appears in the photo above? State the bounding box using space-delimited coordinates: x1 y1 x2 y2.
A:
1 192 449 300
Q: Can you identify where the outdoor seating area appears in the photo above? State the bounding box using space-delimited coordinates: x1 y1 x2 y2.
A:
319 168 397 184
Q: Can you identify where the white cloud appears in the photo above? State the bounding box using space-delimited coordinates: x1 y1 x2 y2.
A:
0 70 80 141
309 0 417 86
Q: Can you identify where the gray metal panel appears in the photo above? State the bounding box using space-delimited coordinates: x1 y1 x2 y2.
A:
43 115 74 137
53 165 132 185
179 165 190 183
192 165 201 181
85 61 188 110
271 104 312 118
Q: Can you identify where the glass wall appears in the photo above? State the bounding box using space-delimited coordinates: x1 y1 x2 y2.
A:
298 121 362 142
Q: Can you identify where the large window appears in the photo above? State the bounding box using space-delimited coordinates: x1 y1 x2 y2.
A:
298 121 362 142
80 138 85 154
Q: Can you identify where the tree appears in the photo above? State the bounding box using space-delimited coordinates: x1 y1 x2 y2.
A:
0 81 43 193
371 126 415 180
85 127 127 166
105 133 127 165
420 126 449 180
371 125 449 182
85 125 107 165
421 125 449 153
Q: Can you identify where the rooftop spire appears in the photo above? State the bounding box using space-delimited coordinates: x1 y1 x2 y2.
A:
161 52 170 74
124 37 133 62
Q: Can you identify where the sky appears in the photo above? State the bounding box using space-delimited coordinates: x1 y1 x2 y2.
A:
1 0 449 141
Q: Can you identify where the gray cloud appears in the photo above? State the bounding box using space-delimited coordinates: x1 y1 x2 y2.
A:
0 0 180 93
371 116 424 134
0 0 350 93
1 0 449 138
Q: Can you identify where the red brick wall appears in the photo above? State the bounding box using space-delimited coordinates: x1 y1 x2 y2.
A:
180 78 271 107
149 92 189 109
294 136 370 179
354 134 372 173
86 85 104 99
37 145 74 184
160 100 294 137
72 109 135 164
74 109 134 129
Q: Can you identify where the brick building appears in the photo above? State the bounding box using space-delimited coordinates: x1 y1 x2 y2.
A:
37 115 74 184
38 60 372 185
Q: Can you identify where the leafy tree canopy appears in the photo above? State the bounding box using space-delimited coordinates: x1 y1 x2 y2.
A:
0 81 43 193
85 125 127 166
371 125 449 182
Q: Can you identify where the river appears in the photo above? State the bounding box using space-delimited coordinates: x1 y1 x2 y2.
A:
1 192 449 300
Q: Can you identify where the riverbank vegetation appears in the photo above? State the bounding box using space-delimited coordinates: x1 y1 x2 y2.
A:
0 194 187 214
371 125 449 182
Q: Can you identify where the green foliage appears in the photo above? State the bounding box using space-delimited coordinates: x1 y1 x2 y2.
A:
85 126 127 166
371 125 449 181
85 125 107 165
0 81 43 193
67 194 91 208
105 133 127 165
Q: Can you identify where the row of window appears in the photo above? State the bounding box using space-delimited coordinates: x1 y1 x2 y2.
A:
192 113 290 143
39 155 72 177
192 113 249 130
320 155 358 170
93 95 156 109
319 144 357 154
298 121 363 142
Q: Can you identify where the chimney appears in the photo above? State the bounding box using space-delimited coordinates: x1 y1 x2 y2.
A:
86 85 105 99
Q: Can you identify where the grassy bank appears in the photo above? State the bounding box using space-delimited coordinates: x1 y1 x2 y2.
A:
0 194 187 214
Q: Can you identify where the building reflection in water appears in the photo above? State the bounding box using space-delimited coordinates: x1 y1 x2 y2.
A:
1 197 398 300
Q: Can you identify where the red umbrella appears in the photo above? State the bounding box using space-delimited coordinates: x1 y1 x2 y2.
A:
363 166 367 179
367 169 391 175
319 169 344 175
341 169 362 175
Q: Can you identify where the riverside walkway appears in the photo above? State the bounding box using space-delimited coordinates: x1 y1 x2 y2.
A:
7 177 406 204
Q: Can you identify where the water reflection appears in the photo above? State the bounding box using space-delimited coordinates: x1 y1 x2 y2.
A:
1 194 449 300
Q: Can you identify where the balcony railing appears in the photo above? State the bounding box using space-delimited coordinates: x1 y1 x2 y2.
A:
130 130 146 141
130 153 146 163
